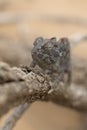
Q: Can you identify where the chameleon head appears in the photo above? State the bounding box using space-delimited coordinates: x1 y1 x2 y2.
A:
31 37 70 72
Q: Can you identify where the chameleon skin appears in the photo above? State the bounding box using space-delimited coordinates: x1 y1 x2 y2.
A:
30 37 72 85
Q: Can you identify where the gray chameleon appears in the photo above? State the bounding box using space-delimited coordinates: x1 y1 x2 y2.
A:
30 37 71 85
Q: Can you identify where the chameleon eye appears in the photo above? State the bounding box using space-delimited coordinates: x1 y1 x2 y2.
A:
59 38 69 46
33 37 43 46
50 37 56 43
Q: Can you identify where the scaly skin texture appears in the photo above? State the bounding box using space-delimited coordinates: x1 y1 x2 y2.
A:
30 37 71 85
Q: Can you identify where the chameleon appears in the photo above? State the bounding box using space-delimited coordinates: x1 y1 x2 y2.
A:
30 37 72 85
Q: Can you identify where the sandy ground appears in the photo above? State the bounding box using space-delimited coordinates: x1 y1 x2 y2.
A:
0 0 87 130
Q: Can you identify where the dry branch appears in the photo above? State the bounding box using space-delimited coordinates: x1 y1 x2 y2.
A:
0 13 87 27
0 103 30 130
42 15 87 26
0 62 50 117
69 33 87 46
0 58 87 119
72 58 87 86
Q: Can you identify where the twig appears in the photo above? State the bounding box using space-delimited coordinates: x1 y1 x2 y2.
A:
42 15 87 27
0 103 30 130
0 13 34 24
0 12 87 27
72 58 87 87
69 33 87 47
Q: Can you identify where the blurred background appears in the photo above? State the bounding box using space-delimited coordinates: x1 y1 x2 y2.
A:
0 0 87 130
